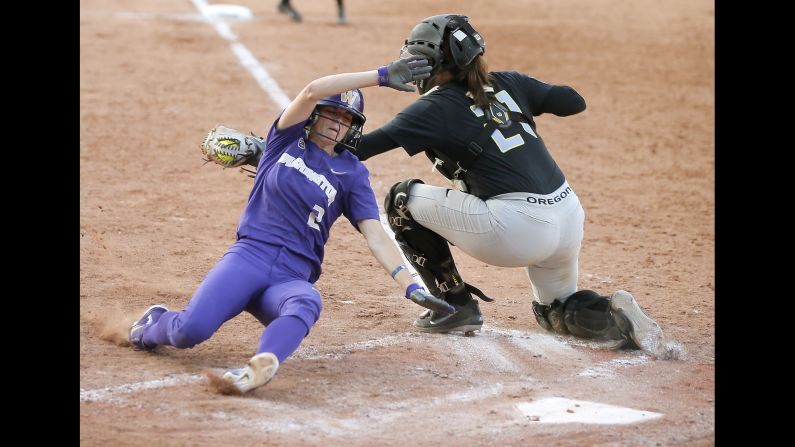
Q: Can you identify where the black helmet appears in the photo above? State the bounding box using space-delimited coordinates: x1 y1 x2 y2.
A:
401 14 486 92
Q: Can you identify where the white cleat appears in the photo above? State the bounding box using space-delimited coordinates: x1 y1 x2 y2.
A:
610 290 664 357
223 352 279 393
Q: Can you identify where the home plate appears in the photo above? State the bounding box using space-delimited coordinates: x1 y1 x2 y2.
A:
516 397 663 424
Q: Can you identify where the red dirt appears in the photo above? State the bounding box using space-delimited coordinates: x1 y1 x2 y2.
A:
80 0 714 445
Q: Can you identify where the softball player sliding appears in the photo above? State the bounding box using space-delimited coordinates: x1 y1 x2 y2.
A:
128 55 443 393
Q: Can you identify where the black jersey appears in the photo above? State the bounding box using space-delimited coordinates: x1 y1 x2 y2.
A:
376 71 582 199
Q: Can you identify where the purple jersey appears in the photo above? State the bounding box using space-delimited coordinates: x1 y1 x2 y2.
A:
236 115 380 282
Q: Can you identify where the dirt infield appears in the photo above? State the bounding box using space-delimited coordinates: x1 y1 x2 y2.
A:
80 0 714 445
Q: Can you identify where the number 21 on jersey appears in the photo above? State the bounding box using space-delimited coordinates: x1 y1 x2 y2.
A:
470 90 537 153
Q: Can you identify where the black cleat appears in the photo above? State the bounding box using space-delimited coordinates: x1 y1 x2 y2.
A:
414 299 483 333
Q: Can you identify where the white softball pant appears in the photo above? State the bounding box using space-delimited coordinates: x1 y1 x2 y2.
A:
406 181 585 304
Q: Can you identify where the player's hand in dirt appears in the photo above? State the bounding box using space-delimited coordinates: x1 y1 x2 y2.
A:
406 284 456 315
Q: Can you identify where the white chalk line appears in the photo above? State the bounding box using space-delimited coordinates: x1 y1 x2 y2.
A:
291 331 439 360
155 381 506 438
190 0 291 109
450 332 520 373
81 331 433 402
577 353 650 378
115 3 291 109
80 373 202 402
83 325 647 403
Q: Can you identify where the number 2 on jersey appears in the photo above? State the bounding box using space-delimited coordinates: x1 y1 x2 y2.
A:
470 90 537 153
307 204 325 231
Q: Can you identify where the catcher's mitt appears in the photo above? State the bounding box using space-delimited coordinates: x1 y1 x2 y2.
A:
201 125 264 168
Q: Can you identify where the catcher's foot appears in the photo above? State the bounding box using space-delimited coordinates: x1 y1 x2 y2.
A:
610 290 664 356
277 3 302 22
223 352 279 393
414 300 483 333
129 304 168 351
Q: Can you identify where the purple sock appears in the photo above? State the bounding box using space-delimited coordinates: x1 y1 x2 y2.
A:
257 315 309 363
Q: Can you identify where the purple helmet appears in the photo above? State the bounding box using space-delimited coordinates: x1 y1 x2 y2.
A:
306 89 366 153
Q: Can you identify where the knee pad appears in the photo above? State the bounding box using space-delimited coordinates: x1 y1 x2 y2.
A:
384 178 424 232
385 179 466 299
560 290 625 341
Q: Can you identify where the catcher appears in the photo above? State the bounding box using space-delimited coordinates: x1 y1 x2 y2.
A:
350 15 667 356
128 55 443 394
234 15 669 358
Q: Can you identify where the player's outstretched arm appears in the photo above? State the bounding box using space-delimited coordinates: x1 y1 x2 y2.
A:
277 55 431 130
357 219 455 315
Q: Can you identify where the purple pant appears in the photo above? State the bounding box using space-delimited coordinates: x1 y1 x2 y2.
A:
141 239 322 362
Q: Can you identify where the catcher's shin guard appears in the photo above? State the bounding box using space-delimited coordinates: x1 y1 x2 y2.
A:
385 180 493 304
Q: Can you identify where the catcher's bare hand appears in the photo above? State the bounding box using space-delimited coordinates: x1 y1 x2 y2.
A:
201 125 264 168
406 286 456 315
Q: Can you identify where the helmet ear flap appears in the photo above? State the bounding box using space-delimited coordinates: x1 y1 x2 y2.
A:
304 109 321 139
446 19 485 68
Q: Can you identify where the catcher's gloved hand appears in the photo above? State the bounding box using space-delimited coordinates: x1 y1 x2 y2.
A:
405 284 456 315
378 54 432 92
201 125 265 168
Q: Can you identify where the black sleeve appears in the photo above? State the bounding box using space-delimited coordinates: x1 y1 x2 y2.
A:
356 128 400 161
510 72 585 117
379 99 445 157
539 85 586 116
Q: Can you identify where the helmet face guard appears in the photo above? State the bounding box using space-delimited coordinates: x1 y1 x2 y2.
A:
401 14 486 93
306 89 366 153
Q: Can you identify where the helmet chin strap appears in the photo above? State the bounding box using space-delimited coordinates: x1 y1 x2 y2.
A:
417 78 428 94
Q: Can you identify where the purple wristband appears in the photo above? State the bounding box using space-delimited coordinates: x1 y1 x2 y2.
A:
405 283 422 299
377 66 389 87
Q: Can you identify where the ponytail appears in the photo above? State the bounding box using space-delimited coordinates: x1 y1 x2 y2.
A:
435 37 493 108
456 56 493 109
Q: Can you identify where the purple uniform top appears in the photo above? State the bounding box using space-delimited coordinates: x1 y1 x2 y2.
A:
236 115 380 283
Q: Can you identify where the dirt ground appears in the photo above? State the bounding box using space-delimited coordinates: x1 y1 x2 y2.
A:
80 0 714 445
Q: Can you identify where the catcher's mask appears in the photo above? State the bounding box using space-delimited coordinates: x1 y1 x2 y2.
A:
399 14 486 94
306 89 366 154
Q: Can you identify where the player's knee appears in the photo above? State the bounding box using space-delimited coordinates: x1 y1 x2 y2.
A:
281 295 322 333
385 179 424 232
169 321 214 349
